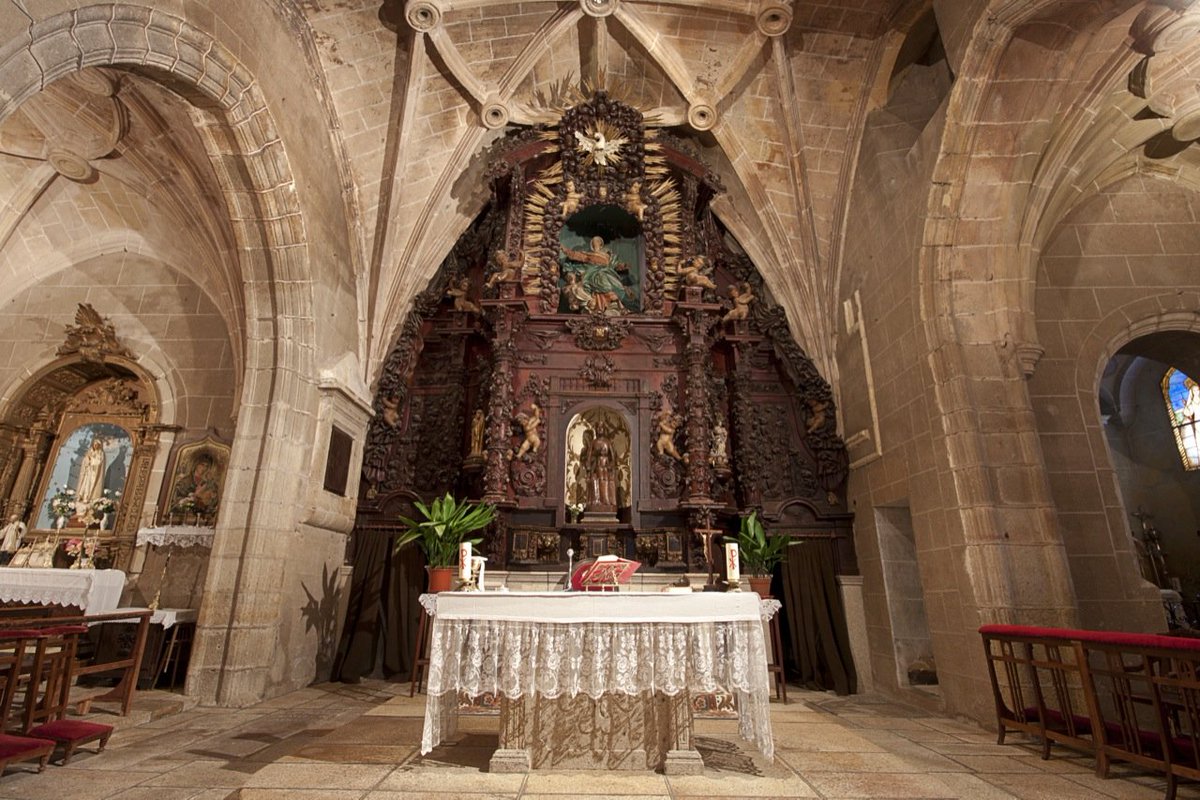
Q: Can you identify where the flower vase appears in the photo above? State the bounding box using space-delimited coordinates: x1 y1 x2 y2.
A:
100 513 110 531
55 515 66 530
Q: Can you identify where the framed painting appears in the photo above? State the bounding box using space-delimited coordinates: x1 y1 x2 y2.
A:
162 437 231 524
34 422 133 530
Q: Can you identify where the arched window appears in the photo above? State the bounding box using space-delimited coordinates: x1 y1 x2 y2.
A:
1162 368 1200 470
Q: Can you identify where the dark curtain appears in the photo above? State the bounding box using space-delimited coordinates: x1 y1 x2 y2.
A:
333 531 425 682
780 539 857 695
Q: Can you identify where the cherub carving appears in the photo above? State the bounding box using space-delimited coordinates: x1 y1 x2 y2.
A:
805 397 827 434
380 394 400 428
485 250 521 288
514 403 542 460
723 281 755 322
626 181 646 221
561 179 582 217
653 407 684 461
678 255 718 291
447 277 480 313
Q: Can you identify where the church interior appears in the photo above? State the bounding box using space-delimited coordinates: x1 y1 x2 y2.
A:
2 0 1200 792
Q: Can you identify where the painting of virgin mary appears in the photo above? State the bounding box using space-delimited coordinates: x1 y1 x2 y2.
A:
35 422 132 529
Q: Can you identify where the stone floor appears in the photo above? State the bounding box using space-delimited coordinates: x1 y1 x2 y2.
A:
0 681 1196 800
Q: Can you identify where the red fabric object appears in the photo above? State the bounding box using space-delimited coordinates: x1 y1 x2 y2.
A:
28 719 112 741
0 734 54 759
0 629 42 640
1077 629 1200 652
978 624 1087 640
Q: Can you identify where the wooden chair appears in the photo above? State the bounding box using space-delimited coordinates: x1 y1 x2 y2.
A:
980 624 1095 759
0 630 55 775
19 625 113 765
1077 631 1200 800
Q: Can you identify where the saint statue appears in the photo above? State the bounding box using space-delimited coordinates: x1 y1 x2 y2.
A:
0 515 26 564
75 438 107 515
711 421 729 466
469 409 485 456
582 423 617 510
561 235 637 315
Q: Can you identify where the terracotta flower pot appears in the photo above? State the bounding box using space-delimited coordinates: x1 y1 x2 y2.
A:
426 565 457 593
748 576 772 598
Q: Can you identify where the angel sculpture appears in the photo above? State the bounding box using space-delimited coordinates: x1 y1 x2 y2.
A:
485 250 521 288
678 255 718 291
625 181 646 221
561 179 583 217
575 128 627 167
514 403 543 461
446 277 480 313
723 281 755 322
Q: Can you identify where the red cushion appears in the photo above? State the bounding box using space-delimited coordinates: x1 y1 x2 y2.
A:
0 733 54 759
0 629 42 640
28 719 112 742
1079 629 1200 653
979 624 1088 641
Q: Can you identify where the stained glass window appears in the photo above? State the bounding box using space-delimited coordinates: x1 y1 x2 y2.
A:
1162 368 1200 471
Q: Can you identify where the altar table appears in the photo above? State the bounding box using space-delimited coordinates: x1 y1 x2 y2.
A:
0 567 125 615
419 591 775 772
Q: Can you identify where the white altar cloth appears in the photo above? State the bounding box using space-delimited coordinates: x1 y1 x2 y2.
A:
420 591 774 761
0 567 125 615
135 526 214 549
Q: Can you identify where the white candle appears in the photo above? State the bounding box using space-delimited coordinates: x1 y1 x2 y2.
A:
725 542 739 583
459 541 472 581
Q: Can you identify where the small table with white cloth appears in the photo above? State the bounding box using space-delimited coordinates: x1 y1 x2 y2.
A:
0 567 125 615
419 590 778 773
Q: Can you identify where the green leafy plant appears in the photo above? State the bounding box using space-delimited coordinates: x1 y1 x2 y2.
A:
734 511 789 577
394 493 496 567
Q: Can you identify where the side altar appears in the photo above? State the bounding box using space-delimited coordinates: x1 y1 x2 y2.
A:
419 591 776 773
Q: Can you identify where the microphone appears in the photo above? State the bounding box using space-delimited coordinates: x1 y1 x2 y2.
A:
566 548 575 591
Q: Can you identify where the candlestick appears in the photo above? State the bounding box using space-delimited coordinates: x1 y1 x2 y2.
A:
725 542 740 589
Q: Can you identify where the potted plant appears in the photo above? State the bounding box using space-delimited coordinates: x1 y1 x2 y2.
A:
734 511 788 597
395 493 496 592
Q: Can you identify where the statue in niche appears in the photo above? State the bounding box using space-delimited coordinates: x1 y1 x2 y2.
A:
723 281 755 322
469 409 485 456
565 408 631 518
75 437 108 514
711 421 729 467
557 205 642 316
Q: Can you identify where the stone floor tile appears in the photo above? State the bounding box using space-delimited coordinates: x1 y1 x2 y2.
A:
139 759 257 788
376 766 526 794
232 791 367 800
778 750 926 773
522 771 670 795
665 774 817 797
363 793 517 800
241 763 393 790
931 773 1021 799
0 767 161 799
979 772 1135 799
101 788 222 800
285 743 417 764
947 754 1046 773
802 771 958 798
770 722 885 752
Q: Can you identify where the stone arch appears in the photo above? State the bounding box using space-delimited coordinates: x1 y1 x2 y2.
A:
0 4 321 704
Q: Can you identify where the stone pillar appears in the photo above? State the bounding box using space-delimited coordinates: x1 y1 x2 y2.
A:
7 427 53 521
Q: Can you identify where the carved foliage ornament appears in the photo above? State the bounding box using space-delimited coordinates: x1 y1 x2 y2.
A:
566 315 631 350
57 303 135 363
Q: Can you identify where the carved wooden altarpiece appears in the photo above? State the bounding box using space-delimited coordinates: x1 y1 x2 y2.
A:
358 91 854 574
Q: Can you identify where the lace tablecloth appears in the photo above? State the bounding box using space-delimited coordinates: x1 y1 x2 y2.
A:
135 526 215 548
0 567 125 615
419 591 774 760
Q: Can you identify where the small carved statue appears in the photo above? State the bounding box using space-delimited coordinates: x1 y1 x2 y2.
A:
380 394 401 428
560 271 593 313
805 396 828 434
711 421 729 466
723 281 755 322
514 403 542 460
469 409 485 456
678 255 718 291
653 407 684 461
447 277 480 313
0 515 27 565
485 250 521 288
561 179 583 217
626 181 646 221
583 422 618 509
